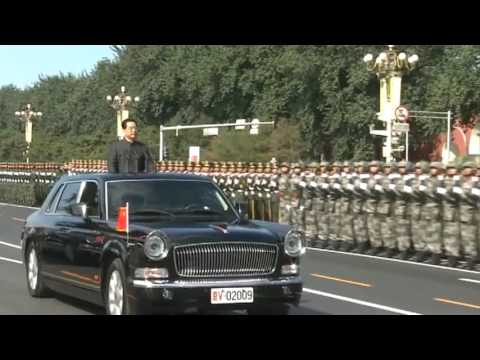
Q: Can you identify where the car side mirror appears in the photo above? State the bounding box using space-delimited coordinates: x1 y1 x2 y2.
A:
71 203 88 218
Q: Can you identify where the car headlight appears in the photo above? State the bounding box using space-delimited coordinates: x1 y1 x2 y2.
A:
284 229 306 257
144 231 169 261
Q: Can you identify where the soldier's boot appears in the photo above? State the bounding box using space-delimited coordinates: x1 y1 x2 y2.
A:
411 251 430 263
447 256 458 268
424 253 441 265
352 242 369 254
365 246 382 256
339 242 354 252
317 239 329 249
459 257 476 270
378 248 397 258
393 250 410 260
327 240 340 251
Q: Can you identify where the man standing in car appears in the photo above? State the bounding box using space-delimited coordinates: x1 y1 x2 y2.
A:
108 118 155 174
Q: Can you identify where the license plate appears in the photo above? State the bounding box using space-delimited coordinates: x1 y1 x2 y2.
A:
210 287 254 304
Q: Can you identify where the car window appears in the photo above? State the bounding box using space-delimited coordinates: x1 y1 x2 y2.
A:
55 182 82 215
107 180 237 222
45 184 64 213
79 182 100 218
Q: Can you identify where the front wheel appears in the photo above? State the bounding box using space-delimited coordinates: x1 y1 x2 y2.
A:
25 242 51 297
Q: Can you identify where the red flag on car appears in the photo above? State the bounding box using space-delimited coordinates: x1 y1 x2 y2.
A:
116 202 129 233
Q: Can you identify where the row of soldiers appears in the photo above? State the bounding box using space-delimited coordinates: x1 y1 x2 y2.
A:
275 160 480 270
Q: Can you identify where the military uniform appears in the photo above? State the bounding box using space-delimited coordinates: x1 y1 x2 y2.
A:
421 162 445 265
338 161 355 252
278 163 291 225
303 162 319 245
458 162 478 269
377 162 398 257
441 163 462 267
364 161 383 255
409 162 430 262
350 161 369 253
290 163 305 231
314 162 330 248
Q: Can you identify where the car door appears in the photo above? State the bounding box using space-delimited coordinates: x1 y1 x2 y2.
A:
42 181 86 284
67 180 105 290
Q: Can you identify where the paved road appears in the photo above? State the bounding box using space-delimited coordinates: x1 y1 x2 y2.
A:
1 203 479 315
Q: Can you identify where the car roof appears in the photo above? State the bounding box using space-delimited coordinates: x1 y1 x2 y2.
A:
58 172 212 183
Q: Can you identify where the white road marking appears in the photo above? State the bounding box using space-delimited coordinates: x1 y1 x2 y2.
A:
303 288 421 315
0 203 39 210
0 241 21 250
0 256 22 264
458 278 480 285
307 247 480 275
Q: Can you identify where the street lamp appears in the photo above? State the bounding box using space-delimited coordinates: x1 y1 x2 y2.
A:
106 86 140 140
364 45 418 162
15 104 42 163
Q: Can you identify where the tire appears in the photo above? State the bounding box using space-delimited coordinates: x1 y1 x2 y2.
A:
25 241 51 297
105 258 135 315
247 304 290 315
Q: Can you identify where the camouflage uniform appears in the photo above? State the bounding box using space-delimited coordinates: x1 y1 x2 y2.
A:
458 162 478 269
351 161 370 253
365 161 384 255
326 162 342 250
409 162 430 262
290 163 305 232
278 163 291 225
377 162 398 257
338 161 355 252
421 162 445 265
315 162 330 248
441 164 462 267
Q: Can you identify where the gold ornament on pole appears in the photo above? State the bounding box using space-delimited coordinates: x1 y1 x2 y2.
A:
15 104 42 163
106 86 140 140
364 45 419 162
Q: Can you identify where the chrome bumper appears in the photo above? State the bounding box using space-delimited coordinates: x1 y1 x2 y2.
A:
132 276 302 289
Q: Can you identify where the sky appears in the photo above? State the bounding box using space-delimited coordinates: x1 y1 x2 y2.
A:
0 45 116 89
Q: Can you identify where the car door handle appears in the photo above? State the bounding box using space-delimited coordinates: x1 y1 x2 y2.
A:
58 227 71 233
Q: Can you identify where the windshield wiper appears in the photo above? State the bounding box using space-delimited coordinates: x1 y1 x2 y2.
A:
173 208 224 216
130 209 176 218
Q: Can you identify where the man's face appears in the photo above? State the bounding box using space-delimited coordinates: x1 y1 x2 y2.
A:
384 167 392 175
447 168 457 177
123 121 138 142
399 167 406 175
430 168 439 177
463 167 473 177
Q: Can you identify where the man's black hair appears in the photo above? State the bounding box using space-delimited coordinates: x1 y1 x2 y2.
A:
121 118 137 130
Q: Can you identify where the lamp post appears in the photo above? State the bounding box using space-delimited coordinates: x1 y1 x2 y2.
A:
15 104 42 163
106 86 140 140
364 45 419 162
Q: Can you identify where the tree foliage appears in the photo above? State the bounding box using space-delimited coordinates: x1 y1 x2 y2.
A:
2 45 480 163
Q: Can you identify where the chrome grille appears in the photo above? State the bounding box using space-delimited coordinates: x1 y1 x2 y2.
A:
174 242 278 278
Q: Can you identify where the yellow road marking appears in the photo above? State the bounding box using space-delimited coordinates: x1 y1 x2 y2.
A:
434 298 480 310
311 273 373 288
12 217 25 223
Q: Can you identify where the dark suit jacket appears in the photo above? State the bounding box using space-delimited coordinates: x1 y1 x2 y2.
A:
107 138 155 174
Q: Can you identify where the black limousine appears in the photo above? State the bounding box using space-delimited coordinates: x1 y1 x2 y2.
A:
21 173 304 314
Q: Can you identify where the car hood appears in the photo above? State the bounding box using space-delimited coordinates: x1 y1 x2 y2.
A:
111 220 286 245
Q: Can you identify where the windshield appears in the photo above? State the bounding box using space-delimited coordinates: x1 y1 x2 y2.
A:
107 179 238 223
